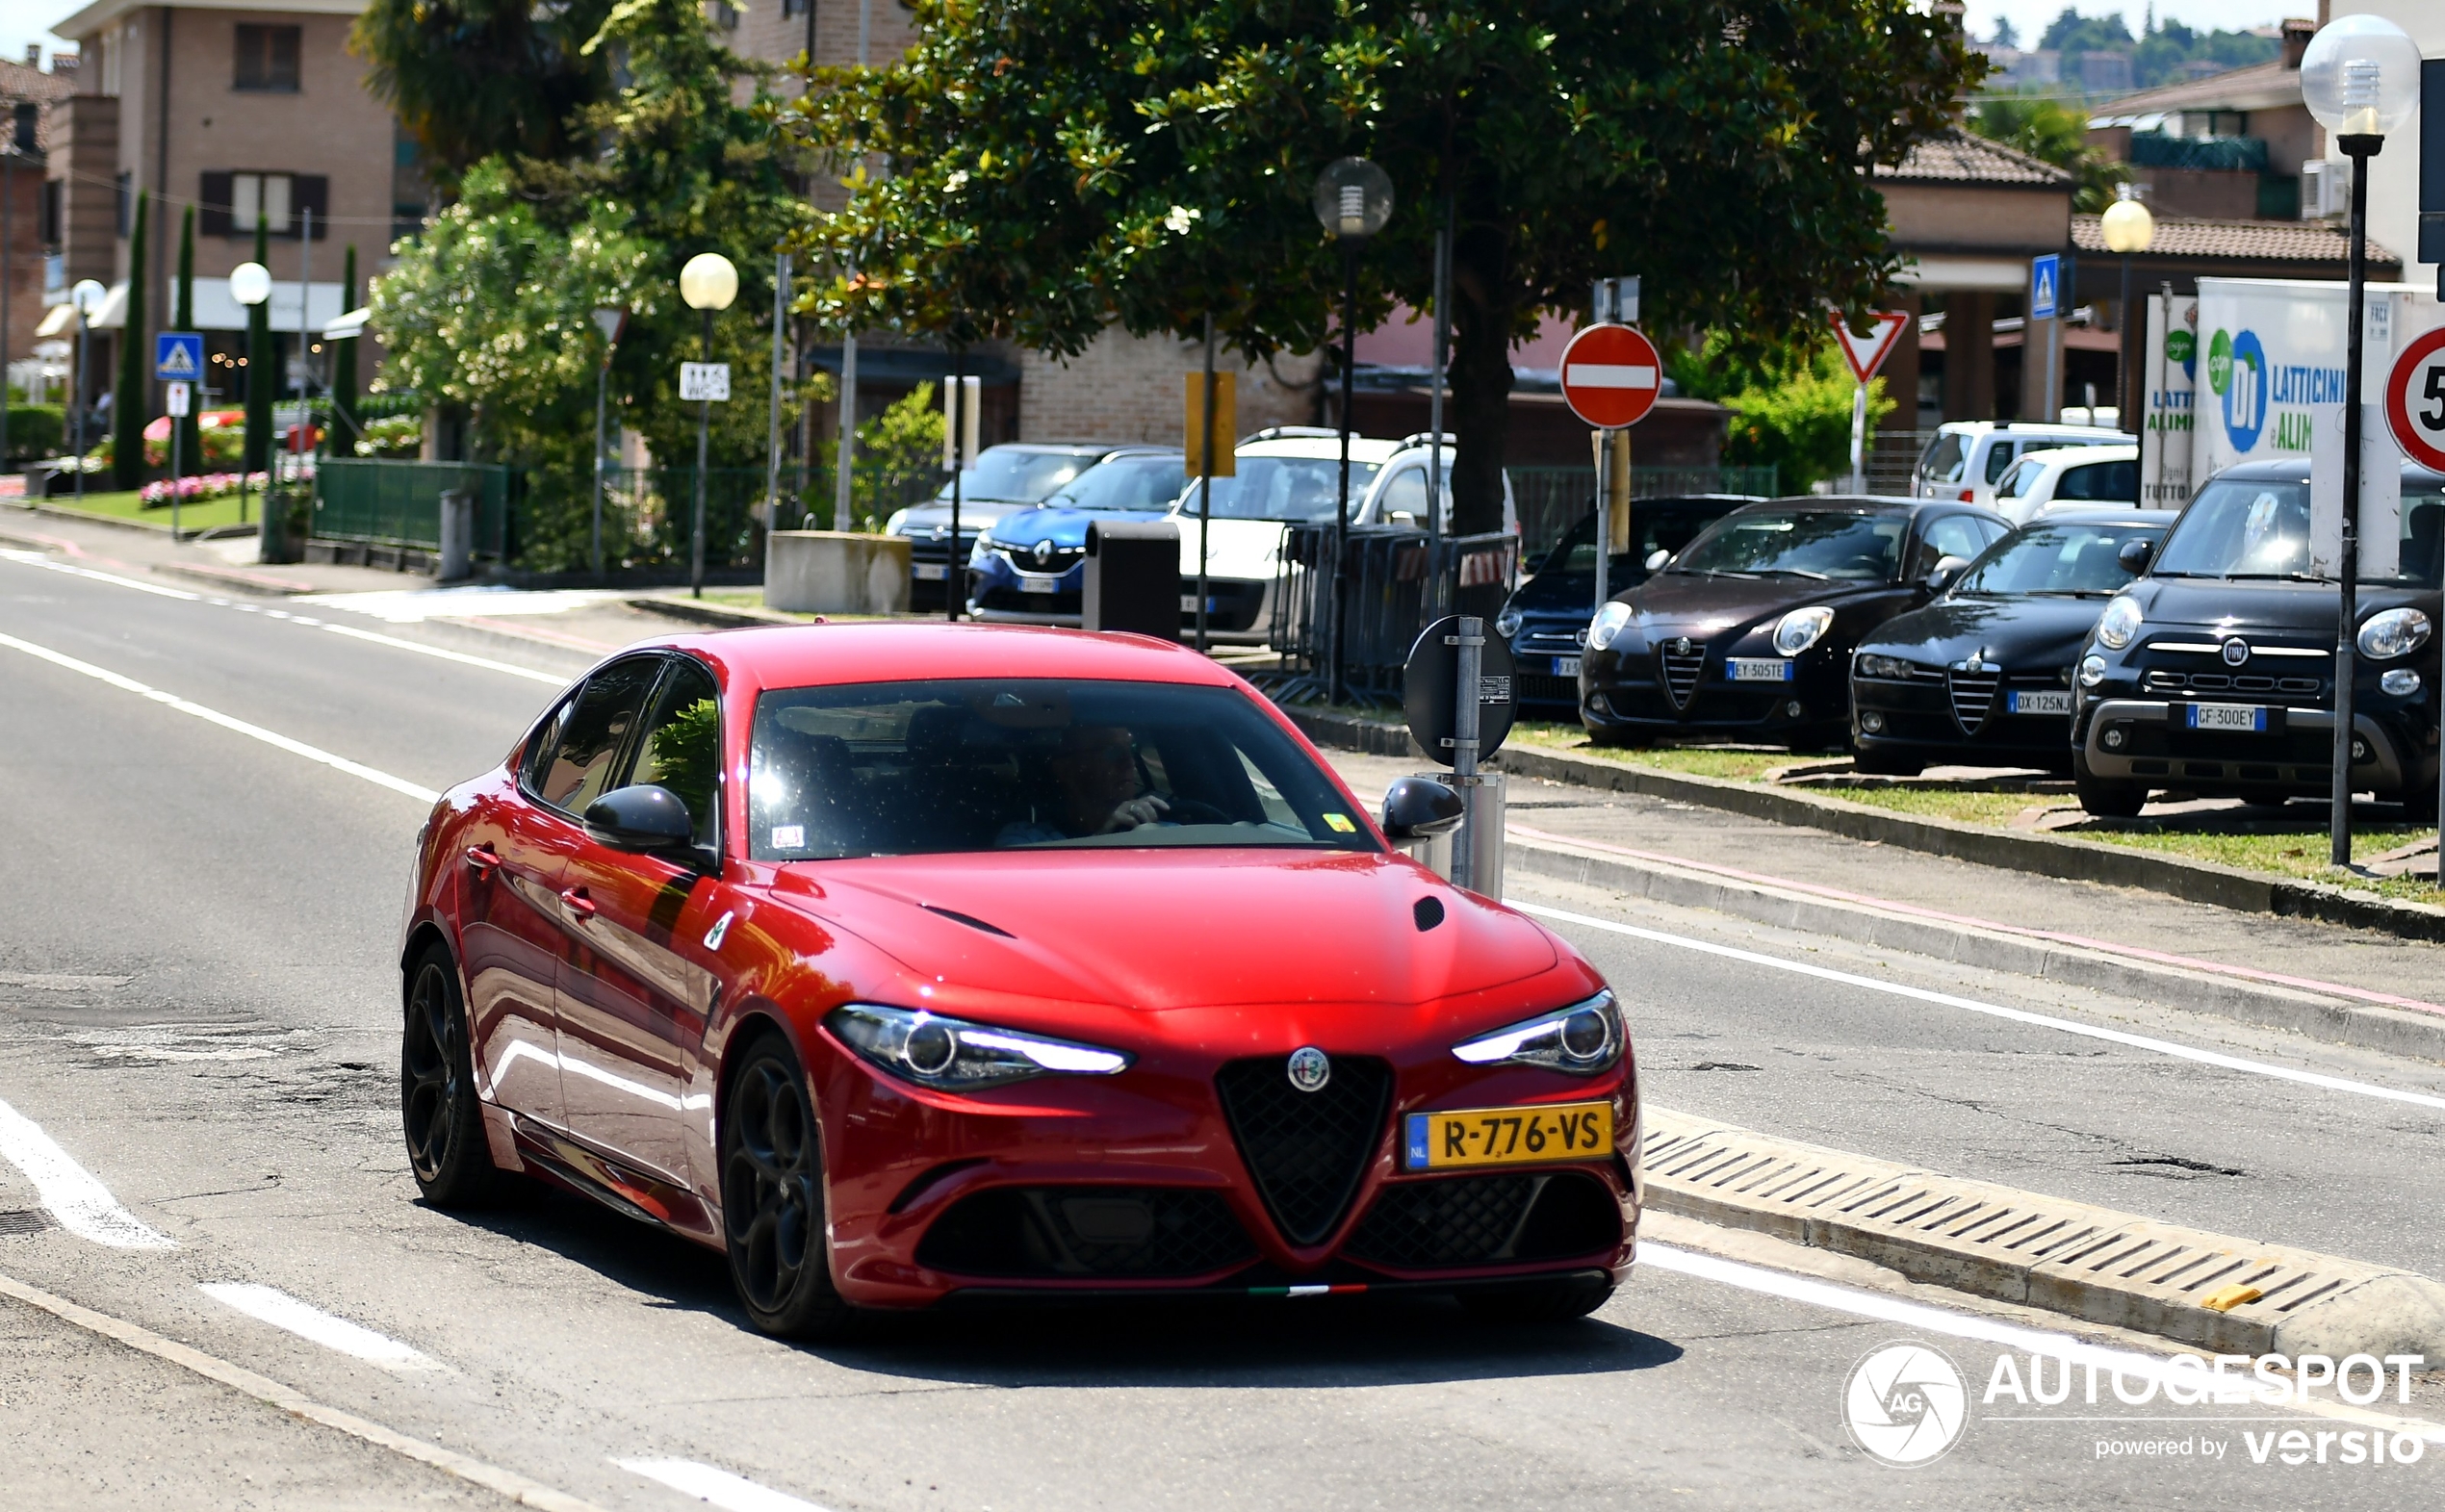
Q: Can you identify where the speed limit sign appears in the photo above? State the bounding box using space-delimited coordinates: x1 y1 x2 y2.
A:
2384 325 2445 471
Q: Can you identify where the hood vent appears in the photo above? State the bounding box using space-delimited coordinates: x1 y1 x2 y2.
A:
921 905 1016 938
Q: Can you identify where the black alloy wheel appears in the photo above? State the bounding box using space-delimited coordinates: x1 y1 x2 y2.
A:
720 1035 866 1339
401 947 506 1207
1850 748 1925 778
2072 752 2149 819
1456 1274 1615 1325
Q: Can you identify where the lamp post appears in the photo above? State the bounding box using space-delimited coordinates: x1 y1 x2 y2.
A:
228 260 271 543
2301 14 2420 870
2099 187 2154 434
1310 157 1394 705
679 251 738 599
589 306 626 582
68 279 105 503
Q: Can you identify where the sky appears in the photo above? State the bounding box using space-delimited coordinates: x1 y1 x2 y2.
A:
2 11 71 69
1960 3 2295 47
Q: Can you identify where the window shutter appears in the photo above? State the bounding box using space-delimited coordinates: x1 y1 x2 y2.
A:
294 174 329 239
198 171 234 237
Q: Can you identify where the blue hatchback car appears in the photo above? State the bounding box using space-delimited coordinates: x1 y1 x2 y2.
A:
967 448 1187 625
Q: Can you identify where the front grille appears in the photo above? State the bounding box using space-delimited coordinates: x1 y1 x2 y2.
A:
1516 673 1579 705
1947 669 2000 734
992 547 1086 574
1657 648 1706 709
1346 1172 1620 1270
2149 670 2320 697
1215 1055 1393 1246
915 1186 1257 1279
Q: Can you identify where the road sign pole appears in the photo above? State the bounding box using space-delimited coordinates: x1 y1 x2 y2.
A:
1849 381 1868 494
2333 136 2379 867
1451 614 1480 887
692 308 711 599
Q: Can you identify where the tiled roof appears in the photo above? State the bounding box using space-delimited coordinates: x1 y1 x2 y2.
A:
0 59 75 157
1876 128 2073 189
2072 213 2400 268
2093 59 2301 118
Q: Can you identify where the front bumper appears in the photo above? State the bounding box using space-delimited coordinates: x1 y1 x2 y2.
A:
2076 698 2437 795
1850 671 2075 768
1583 643 1849 741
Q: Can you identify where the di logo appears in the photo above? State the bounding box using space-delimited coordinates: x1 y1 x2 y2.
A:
2221 330 2267 452
1843 1342 1969 1468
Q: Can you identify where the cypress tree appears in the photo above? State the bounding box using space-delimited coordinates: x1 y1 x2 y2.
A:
174 206 199 478
332 243 359 449
112 190 148 492
243 214 273 475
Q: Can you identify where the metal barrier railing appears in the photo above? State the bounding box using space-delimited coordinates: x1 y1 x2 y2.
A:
314 459 512 556
1260 525 1519 706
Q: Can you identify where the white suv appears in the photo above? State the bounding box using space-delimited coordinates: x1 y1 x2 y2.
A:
1914 421 2135 509
1167 428 1517 643
1990 444 2141 524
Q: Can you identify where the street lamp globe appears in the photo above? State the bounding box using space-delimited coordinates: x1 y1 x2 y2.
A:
679 252 739 312
228 261 272 307
2300 14 2419 140
1311 157 1395 243
69 278 106 317
2099 191 2154 255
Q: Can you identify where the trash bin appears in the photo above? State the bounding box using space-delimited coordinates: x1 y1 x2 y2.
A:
438 488 475 581
1083 519 1180 640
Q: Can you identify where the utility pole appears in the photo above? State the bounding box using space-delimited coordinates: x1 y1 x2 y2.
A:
834 0 873 529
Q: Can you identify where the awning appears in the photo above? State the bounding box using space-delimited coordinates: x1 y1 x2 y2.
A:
34 302 75 338
90 281 129 330
322 306 373 342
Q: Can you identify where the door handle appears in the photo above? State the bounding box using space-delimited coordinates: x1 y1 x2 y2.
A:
558 886 597 920
464 844 502 875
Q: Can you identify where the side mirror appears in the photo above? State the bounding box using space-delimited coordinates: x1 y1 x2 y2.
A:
583 784 696 852
1922 554 1971 594
2118 537 2155 575
1380 776 1465 840
1644 548 1672 573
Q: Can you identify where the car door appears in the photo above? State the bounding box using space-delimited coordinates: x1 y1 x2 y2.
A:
455 700 582 1131
553 655 733 1190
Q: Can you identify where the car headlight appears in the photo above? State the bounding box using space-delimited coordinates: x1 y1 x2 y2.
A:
1495 606 1524 638
1773 605 1835 656
2095 595 2144 651
1856 653 1913 680
884 509 911 537
1587 602 1634 653
825 1004 1130 1090
1451 990 1623 1076
2078 653 2108 688
2380 668 2422 697
2356 607 2432 661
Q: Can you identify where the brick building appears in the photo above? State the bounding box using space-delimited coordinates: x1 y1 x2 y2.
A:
2 50 75 421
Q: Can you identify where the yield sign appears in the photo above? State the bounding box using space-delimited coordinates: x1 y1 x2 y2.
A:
1830 311 1910 383
1559 323 1662 429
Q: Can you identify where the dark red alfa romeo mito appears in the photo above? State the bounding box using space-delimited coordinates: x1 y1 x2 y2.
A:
399 624 1639 1336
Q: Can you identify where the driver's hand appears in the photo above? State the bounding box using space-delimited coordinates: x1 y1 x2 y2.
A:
1099 794 1171 833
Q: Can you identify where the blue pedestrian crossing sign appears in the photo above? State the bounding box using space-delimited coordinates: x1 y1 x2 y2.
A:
156 330 204 382
2028 255 2062 322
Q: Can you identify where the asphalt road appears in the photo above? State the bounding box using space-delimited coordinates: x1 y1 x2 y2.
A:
2 551 2441 1510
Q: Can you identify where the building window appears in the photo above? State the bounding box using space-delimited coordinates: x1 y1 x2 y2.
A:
116 170 131 236
705 1 741 29
41 179 62 246
234 24 302 92
782 0 808 15
199 170 329 238
232 171 293 234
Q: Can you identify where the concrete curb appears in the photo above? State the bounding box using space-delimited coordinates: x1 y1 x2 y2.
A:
624 595 808 630
1280 704 2445 944
1642 1107 2445 1359
1507 834 2445 1064
150 562 319 596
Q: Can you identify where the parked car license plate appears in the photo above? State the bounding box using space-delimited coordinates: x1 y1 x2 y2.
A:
1403 1100 1613 1171
2009 689 2072 715
912 563 948 581
1017 574 1062 593
2187 702 2268 732
1726 657 1794 682
1551 655 1583 678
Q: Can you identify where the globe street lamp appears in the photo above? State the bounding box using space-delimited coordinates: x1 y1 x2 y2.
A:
68 278 105 504
680 252 738 598
230 260 272 543
2099 187 2154 436
1310 156 1394 705
2299 13 2419 868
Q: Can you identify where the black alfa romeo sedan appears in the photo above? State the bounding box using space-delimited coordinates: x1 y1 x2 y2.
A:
2070 458 2442 818
1848 509 2175 774
1579 497 2010 748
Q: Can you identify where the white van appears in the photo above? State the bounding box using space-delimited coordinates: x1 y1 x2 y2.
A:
1914 421 2135 508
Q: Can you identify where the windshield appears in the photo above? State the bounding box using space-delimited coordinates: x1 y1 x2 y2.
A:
1918 431 1967 485
1671 509 1906 581
1995 457 2042 500
1955 521 2164 596
1537 505 1722 576
1044 455 1187 513
939 448 1095 504
2152 479 2442 586
1177 456 1385 522
749 679 1377 860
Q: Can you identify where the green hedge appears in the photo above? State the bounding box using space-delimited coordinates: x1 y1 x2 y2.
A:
3 404 65 463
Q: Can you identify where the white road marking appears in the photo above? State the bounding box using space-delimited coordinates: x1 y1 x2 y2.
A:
1516 900 2445 1115
617 1458 836 1512
297 585 627 623
0 630 440 803
1641 1241 2445 1442
0 1094 175 1249
0 548 203 601
200 1283 443 1371
317 621 570 683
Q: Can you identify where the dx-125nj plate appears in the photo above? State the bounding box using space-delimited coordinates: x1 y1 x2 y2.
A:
1403 1100 1613 1171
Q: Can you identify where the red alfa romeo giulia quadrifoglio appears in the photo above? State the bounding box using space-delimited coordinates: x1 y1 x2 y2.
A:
399 624 1639 1337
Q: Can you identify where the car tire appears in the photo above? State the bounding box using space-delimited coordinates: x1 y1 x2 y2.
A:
1456 1275 1615 1326
1851 748 1925 778
720 1033 868 1341
400 945 509 1208
2073 756 2149 818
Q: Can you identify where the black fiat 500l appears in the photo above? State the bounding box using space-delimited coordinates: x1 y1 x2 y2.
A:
1580 498 2010 747
1849 510 2174 774
2070 458 2442 818
1497 496 1757 715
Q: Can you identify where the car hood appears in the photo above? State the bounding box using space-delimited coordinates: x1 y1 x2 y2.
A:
765 849 1559 1011
2126 576 2375 633
1861 594 2111 669
1625 571 1895 636
985 506 1168 551
898 500 1032 533
1510 564 1649 617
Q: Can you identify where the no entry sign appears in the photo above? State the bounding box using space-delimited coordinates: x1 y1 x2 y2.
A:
1560 323 1661 429
2384 324 2445 473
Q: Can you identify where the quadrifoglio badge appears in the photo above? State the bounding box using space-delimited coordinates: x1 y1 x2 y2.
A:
1846 1343 2433 1471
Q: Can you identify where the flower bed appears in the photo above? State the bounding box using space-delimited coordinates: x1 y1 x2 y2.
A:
141 472 272 506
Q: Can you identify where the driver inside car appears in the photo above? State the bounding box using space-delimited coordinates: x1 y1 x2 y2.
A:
997 724 1171 844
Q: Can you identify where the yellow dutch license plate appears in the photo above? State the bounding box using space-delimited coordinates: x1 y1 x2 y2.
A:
1403 1100 1613 1171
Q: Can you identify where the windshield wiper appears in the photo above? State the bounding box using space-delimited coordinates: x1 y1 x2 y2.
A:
2223 573 2323 582
1754 568 1831 580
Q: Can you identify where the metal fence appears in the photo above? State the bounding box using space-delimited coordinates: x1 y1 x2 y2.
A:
1507 464 1781 565
314 459 513 555
765 461 948 534
1862 428 1933 497
585 466 773 573
1260 525 1520 707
